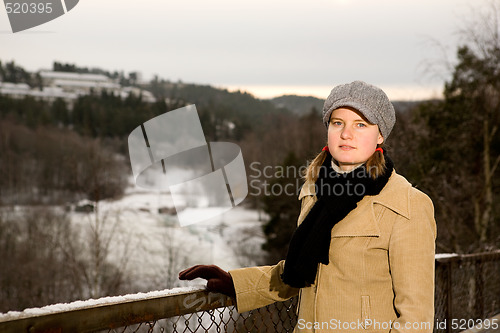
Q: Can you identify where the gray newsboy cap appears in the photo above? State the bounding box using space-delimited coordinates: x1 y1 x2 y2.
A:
322 81 396 139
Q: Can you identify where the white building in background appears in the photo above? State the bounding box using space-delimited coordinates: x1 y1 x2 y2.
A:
0 70 156 109
0 81 78 107
0 82 31 98
39 71 121 95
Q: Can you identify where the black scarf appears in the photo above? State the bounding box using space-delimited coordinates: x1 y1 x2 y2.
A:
281 153 394 288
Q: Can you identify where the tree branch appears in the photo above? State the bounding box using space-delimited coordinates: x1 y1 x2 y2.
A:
491 154 500 176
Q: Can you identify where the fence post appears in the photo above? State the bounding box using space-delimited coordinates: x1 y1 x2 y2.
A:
446 260 453 333
474 259 484 319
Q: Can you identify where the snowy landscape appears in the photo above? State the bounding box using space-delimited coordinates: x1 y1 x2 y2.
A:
0 177 270 330
71 178 269 293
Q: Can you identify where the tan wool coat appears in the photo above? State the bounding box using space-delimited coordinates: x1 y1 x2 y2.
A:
229 171 437 333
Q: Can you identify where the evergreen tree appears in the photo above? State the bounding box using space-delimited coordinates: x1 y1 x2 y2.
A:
261 152 303 263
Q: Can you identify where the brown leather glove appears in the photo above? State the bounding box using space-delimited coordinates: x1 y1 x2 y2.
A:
179 264 236 298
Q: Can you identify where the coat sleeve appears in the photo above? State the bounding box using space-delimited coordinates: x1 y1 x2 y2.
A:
388 188 437 333
228 261 299 313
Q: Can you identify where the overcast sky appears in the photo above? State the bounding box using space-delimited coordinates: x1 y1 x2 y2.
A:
0 0 493 100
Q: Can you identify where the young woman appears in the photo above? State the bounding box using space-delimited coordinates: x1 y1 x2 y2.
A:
179 81 437 333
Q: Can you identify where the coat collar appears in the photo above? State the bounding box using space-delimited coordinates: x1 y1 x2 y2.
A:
371 170 411 219
297 170 412 237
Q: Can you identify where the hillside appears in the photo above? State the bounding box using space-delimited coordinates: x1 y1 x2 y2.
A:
269 95 324 116
143 81 292 133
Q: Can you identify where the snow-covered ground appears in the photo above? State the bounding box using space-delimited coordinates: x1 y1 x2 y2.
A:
71 183 269 292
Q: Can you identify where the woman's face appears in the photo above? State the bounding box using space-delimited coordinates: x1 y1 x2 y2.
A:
327 107 383 171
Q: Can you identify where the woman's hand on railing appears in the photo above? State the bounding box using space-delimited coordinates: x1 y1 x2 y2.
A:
179 265 236 298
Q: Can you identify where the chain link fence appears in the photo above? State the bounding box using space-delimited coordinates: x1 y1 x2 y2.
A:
435 251 500 333
105 297 297 333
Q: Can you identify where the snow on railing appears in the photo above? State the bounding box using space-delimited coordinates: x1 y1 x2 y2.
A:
0 285 238 333
0 284 298 333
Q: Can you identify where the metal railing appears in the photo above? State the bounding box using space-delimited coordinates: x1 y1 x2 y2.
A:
1 251 499 333
0 287 297 333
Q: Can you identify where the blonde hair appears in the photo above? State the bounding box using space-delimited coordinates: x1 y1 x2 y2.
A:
365 145 386 179
303 145 386 182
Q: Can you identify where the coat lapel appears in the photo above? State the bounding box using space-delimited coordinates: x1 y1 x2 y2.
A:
331 196 380 237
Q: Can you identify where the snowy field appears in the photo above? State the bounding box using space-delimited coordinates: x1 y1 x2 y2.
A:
71 182 269 293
